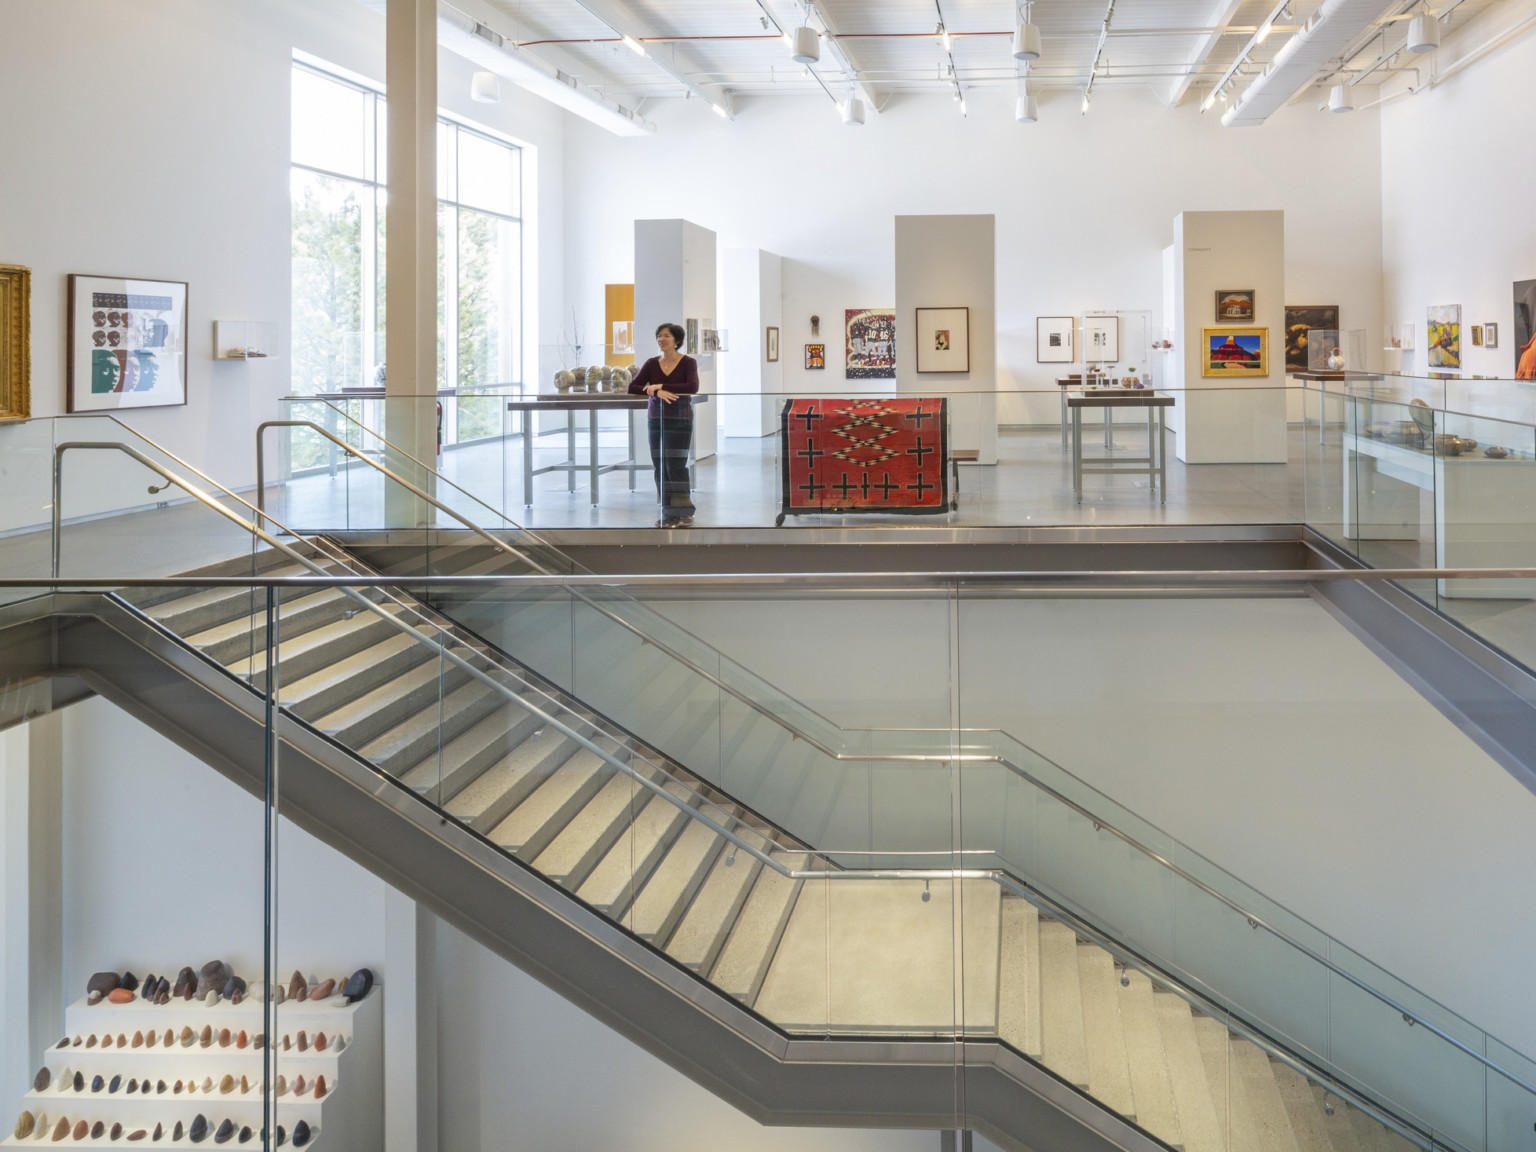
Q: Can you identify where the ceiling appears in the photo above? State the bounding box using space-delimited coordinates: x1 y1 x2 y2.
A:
467 0 1504 117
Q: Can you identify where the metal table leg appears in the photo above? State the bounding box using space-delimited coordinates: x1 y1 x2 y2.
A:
523 410 534 507
1158 407 1167 503
1104 405 1114 449
1072 407 1083 502
627 409 637 490
1060 390 1068 451
1147 407 1156 488
589 408 600 506
566 410 576 492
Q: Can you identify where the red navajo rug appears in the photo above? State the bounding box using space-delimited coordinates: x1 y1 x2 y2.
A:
778 398 951 521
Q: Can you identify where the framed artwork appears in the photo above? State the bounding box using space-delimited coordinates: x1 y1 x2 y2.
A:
1083 314 1119 363
0 265 31 421
1215 290 1256 323
845 309 895 379
611 320 634 355
1472 325 1484 347
685 318 699 355
915 306 970 373
1427 304 1461 369
1514 280 1536 379
805 343 825 370
67 274 188 412
1485 322 1498 349
1202 326 1269 377
766 326 779 363
1036 316 1073 363
1284 305 1340 372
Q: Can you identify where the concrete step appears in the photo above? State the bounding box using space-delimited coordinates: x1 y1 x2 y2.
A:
138 576 311 636
1115 971 1183 1151
1152 992 1226 1152
490 747 612 862
1232 1038 1305 1152
182 586 359 665
1303 1084 1366 1152
441 726 581 835
1076 944 1137 1120
126 550 299 612
218 603 406 686
576 783 699 917
1192 1014 1269 1152
665 845 766 973
1344 1103 1405 1152
708 853 809 1005
997 896 1042 1059
532 772 645 891
1272 1064 1352 1152
281 633 435 721
627 812 731 943
312 655 472 748
1037 920 1090 1089
355 680 503 777
397 702 545 801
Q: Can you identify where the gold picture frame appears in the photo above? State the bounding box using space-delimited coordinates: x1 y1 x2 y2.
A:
1201 326 1269 378
0 264 31 421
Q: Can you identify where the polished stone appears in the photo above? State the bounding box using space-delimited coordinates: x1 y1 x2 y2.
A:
51 1117 68 1142
238 1127 252 1145
108 1075 121 1093
179 1026 194 1048
89 1076 102 1093
32 1068 49 1092
127 1130 146 1142
85 973 119 997
172 967 196 998
173 1122 184 1142
14 1112 34 1140
292 1120 311 1148
217 1028 230 1048
196 961 229 999
310 978 334 1001
214 1119 234 1144
110 1123 122 1141
107 988 134 1003
199 1024 212 1048
341 968 373 1002
190 1115 207 1144
90 1121 104 1140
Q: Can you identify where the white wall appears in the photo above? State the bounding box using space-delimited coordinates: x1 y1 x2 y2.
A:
0 0 564 496
1380 0 1536 382
720 250 784 438
561 88 1384 425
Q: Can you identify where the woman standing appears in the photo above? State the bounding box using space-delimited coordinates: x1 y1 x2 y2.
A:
627 322 699 526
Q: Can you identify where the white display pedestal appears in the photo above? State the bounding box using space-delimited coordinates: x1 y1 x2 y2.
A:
6 989 381 1149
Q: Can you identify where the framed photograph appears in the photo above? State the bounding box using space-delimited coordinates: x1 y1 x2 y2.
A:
766 326 779 363
1284 305 1340 372
1485 322 1498 350
805 343 825 370
611 320 634 355
68 274 188 412
1215 290 1256 323
1514 280 1536 378
1202 326 1269 377
685 318 699 355
1472 325 1484 347
0 264 31 421
1084 314 1119 363
1427 304 1461 369
1036 316 1073 363
845 309 895 379
914 306 969 373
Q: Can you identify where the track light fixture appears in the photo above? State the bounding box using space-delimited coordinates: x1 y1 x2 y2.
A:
839 97 866 126
470 71 501 103
938 22 952 52
1015 91 1038 122
1328 83 1354 112
1013 20 1042 60
790 25 820 65
1406 12 1440 54
1080 90 1090 114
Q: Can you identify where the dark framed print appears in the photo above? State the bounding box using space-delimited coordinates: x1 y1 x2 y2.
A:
766 326 779 362
1215 290 1255 323
915 306 970 373
1037 316 1073 363
68 274 188 412
1284 305 1340 371
0 264 31 421
805 343 825 369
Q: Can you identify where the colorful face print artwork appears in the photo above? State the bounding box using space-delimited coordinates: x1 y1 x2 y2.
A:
68 275 188 411
845 309 895 379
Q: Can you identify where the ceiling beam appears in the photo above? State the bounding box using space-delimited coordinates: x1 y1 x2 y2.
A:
566 0 737 117
1165 0 1248 107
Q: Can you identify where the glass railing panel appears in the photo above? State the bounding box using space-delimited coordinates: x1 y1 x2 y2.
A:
1340 394 1437 602
1485 1038 1536 1152
0 418 55 581
1302 380 1353 558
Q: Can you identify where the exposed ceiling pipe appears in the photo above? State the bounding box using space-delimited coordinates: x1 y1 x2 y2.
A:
1220 0 1392 126
354 0 656 136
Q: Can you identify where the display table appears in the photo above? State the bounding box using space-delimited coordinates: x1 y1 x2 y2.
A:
1068 390 1172 503
777 398 952 524
1057 377 1147 450
507 394 708 507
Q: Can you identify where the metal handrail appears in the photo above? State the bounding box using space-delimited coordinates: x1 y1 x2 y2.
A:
55 433 1536 1103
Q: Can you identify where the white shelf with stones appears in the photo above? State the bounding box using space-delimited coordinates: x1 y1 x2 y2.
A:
7 975 381 1150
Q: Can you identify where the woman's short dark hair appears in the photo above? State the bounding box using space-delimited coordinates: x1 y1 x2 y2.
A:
656 322 686 348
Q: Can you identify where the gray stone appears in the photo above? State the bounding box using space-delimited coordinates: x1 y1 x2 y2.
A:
85 972 120 997
342 967 374 1002
292 1120 311 1148
90 1121 104 1139
72 1071 83 1092
287 971 306 1001
214 1119 234 1144
196 961 230 999
119 972 138 992
221 976 246 1000
173 1121 184 1141
32 1067 49 1092
172 966 196 998
238 1126 252 1144
189 1114 207 1143
108 1075 121 1093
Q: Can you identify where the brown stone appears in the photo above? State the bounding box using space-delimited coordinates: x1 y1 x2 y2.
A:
310 978 335 1001
106 989 134 1004
127 1131 146 1142
199 1025 212 1048
273 1075 287 1097
287 971 306 1000
99 1035 112 1049
33 1067 50 1091
83 1036 96 1049
131 1031 143 1049
292 1075 306 1097
153 1124 163 1142
86 972 120 997
180 1027 195 1048
51 1117 69 1141
314 1032 327 1052
239 1075 251 1095
219 1075 234 1095
70 1037 81 1048
296 1031 308 1052
173 1080 183 1095
252 1033 265 1050
313 1075 327 1100
144 1029 156 1049
235 1030 248 1049
72 1120 88 1140
117 1034 127 1048
86 991 102 1007
217 1029 231 1048
281 1034 290 1052
14 1112 35 1140
163 1029 174 1047
110 1124 122 1141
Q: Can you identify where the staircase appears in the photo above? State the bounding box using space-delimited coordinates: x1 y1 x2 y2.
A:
75 542 1419 1152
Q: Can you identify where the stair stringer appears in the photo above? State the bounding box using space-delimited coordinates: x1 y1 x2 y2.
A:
4 594 1160 1152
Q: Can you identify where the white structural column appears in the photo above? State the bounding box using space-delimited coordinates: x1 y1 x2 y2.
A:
1168 210 1287 463
894 214 998 464
635 219 718 460
385 0 439 519
384 886 439 1152
720 249 783 438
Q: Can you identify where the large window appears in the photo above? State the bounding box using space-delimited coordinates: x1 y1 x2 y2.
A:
290 60 523 444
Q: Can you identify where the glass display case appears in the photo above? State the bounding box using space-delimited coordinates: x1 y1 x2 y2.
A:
1079 309 1154 389
1307 328 1368 373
